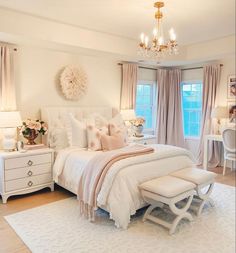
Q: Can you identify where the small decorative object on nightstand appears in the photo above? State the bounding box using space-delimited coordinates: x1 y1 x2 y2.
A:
20 119 48 145
129 134 156 145
130 117 146 137
0 148 54 203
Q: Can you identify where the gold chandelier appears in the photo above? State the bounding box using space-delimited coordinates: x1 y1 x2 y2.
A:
138 1 178 58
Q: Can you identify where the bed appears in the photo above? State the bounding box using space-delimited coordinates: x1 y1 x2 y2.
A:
41 106 194 229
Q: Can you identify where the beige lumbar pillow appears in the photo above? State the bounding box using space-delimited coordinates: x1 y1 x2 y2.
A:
108 123 128 144
101 133 127 151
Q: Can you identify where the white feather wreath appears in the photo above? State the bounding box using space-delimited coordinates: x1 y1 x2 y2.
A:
60 65 88 100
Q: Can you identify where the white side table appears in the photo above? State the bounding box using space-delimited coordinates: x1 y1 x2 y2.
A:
129 134 157 145
203 134 223 170
0 148 54 203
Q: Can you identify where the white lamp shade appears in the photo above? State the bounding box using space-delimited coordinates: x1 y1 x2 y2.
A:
0 111 22 128
211 107 228 119
120 109 136 121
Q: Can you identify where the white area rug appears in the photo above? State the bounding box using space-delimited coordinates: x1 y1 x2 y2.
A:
5 183 235 253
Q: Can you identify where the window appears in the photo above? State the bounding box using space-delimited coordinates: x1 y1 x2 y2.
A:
181 82 203 138
135 81 156 130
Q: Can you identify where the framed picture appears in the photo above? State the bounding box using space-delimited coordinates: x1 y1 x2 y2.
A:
227 75 236 99
228 101 236 123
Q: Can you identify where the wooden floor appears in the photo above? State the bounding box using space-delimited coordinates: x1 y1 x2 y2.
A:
0 167 235 253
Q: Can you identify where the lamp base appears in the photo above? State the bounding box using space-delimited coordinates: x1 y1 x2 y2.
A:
2 128 17 152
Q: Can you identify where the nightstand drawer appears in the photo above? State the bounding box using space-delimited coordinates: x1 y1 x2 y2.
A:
5 153 51 170
5 173 52 192
5 163 51 181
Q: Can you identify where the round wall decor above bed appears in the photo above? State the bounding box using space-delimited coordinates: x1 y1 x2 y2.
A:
60 65 88 100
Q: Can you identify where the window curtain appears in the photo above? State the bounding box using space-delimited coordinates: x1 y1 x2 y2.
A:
0 44 16 110
197 64 221 166
120 63 138 109
156 68 185 147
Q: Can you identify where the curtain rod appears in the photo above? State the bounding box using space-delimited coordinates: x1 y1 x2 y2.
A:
0 42 17 51
181 64 223 71
117 63 157 71
118 63 223 71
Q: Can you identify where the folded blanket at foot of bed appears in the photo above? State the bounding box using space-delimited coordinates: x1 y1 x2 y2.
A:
78 144 154 220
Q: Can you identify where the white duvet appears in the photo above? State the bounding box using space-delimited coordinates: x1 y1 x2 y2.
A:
53 144 194 228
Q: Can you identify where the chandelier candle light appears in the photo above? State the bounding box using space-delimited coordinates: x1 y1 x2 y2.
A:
139 1 178 58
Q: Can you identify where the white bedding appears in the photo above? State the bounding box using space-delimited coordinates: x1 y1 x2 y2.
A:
53 144 194 228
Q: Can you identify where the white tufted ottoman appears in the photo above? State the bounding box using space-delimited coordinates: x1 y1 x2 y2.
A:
139 176 195 235
171 167 216 216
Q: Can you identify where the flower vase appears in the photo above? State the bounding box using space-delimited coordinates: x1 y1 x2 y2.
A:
23 129 38 145
133 125 144 137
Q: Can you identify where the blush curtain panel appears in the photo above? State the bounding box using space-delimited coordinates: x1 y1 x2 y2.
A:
197 64 221 166
156 68 185 147
120 63 138 110
0 44 16 111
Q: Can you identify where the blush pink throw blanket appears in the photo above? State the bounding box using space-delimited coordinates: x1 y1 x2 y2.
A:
78 144 154 220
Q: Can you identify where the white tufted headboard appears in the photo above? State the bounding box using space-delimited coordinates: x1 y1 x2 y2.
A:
41 106 113 148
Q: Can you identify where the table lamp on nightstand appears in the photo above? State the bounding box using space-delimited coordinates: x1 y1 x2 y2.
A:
211 106 228 134
0 111 22 151
120 109 136 136
120 109 136 125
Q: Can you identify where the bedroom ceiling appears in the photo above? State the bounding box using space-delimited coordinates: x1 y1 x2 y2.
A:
0 0 235 46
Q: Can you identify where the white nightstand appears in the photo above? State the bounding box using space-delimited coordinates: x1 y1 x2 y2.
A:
129 134 157 145
0 148 54 203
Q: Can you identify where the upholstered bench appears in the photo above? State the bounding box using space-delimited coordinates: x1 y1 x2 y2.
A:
171 168 216 216
139 176 195 235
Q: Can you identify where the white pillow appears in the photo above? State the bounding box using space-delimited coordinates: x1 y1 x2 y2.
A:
88 113 125 129
49 128 69 151
66 113 88 148
88 113 108 128
109 113 125 128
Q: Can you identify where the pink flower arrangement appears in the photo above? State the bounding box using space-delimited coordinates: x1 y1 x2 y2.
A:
130 117 145 127
20 119 48 136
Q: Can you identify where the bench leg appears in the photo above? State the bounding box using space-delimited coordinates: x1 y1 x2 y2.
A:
169 212 193 235
195 183 214 216
143 193 194 235
143 202 164 222
169 195 193 216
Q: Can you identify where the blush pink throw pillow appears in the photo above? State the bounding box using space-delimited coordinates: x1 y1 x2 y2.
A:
108 123 128 144
101 133 127 151
87 125 108 151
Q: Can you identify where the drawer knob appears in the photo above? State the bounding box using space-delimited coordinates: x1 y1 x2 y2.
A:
144 142 147 145
27 170 33 176
27 160 33 166
28 181 33 187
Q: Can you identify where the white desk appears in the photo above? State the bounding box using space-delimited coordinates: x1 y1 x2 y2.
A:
203 134 223 170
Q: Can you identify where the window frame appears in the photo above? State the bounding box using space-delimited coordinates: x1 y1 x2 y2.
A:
181 80 203 140
135 80 157 134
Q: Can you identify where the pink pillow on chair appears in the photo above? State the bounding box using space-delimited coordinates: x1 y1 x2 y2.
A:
101 133 127 151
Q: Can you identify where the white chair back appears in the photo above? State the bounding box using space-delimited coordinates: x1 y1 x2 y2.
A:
222 128 236 153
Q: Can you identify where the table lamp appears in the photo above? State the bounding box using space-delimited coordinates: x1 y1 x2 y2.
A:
211 106 228 134
120 109 136 123
120 109 136 137
0 111 22 151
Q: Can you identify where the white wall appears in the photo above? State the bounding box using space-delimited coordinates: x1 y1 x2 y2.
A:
14 46 121 119
217 56 236 107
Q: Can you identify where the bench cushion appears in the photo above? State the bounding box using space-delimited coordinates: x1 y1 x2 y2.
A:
140 176 195 198
171 168 216 185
